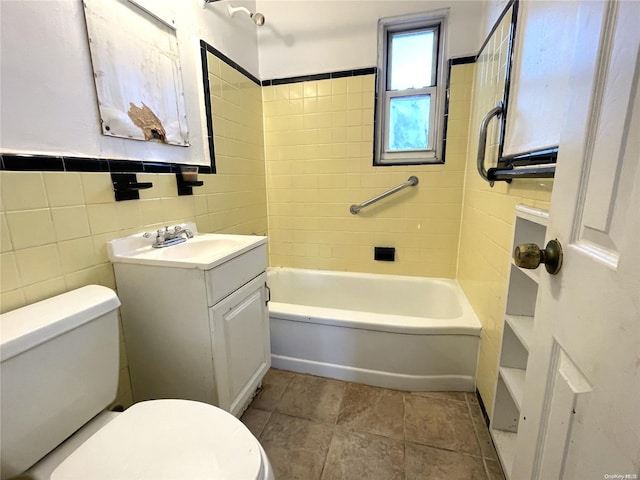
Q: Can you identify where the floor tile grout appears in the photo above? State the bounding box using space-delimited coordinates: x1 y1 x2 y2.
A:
332 381 348 425
246 369 503 480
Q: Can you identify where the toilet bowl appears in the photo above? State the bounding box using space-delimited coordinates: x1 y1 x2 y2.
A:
50 399 273 480
0 286 273 480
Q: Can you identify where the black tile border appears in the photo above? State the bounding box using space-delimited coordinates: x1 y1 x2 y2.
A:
141 162 178 174
268 73 330 86
372 70 379 167
200 41 218 174
200 40 261 86
497 0 519 163
262 67 377 87
63 156 109 172
0 153 213 175
450 56 476 66
107 160 145 173
1 154 64 171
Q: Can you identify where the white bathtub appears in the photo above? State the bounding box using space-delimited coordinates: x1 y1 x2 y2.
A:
267 267 482 392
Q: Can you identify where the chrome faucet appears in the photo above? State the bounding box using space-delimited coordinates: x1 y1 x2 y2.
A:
143 225 194 248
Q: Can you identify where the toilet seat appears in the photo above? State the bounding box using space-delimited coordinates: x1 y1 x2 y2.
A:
51 399 267 480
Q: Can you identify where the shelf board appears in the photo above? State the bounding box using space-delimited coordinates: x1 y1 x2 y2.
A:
490 428 517 479
505 314 534 351
499 367 526 411
515 204 549 226
511 260 541 284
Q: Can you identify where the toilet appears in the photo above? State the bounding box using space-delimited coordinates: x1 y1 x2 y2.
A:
0 285 274 480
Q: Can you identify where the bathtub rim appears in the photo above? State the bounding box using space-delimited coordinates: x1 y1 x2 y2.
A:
269 302 480 336
267 267 481 337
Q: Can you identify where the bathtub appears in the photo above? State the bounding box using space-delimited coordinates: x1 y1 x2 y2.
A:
267 267 482 392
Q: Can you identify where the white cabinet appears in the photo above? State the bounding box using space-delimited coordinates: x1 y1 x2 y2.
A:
210 273 270 415
113 243 270 418
490 205 548 478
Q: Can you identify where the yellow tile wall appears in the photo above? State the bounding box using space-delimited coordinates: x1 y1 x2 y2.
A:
0 57 267 408
1 37 556 420
457 9 553 417
264 65 473 277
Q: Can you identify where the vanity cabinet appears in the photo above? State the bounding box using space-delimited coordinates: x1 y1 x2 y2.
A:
113 242 270 418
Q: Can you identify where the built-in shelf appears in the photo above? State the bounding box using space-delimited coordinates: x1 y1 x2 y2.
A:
490 429 517 480
491 204 548 479
514 204 549 225
511 259 541 283
499 366 526 410
514 204 549 224
505 314 534 351
490 428 517 480
506 265 539 316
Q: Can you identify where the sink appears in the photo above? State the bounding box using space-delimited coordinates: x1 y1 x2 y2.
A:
149 237 245 260
107 223 267 270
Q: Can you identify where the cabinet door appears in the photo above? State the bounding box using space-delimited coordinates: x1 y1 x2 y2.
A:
209 272 270 416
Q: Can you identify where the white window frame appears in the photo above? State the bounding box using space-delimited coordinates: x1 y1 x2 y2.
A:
375 11 448 165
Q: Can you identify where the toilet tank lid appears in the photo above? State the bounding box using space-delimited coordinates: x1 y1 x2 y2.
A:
0 285 120 362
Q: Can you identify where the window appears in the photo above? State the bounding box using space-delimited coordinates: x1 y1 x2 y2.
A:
375 13 446 165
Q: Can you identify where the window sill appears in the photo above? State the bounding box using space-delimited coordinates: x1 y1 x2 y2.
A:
374 158 444 166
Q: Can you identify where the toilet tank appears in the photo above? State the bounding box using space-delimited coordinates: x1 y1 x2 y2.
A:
0 285 121 480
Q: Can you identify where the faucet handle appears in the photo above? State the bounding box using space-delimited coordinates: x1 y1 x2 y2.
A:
143 230 165 243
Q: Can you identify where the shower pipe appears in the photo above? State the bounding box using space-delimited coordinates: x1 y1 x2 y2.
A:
227 5 265 26
202 0 265 26
350 176 419 215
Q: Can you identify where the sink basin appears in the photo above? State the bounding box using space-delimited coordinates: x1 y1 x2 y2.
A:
107 223 267 270
148 238 244 261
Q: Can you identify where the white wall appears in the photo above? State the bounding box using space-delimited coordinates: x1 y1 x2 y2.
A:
256 0 488 80
0 0 259 165
481 0 511 39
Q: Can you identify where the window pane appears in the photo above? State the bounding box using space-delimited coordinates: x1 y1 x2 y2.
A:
388 95 431 151
389 29 435 90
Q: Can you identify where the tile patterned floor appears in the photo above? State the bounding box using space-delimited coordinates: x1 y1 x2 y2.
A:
241 369 506 480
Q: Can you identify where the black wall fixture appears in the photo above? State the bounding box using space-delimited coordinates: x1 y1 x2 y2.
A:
111 173 153 201
374 247 396 262
176 172 204 196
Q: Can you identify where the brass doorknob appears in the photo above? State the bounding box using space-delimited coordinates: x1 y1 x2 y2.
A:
513 239 563 275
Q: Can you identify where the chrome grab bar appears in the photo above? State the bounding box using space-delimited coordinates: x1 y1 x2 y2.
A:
350 176 419 215
477 102 503 186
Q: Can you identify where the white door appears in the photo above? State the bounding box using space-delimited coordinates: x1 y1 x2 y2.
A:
511 1 640 478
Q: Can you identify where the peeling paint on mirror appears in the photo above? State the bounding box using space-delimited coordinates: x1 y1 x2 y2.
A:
83 0 189 146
